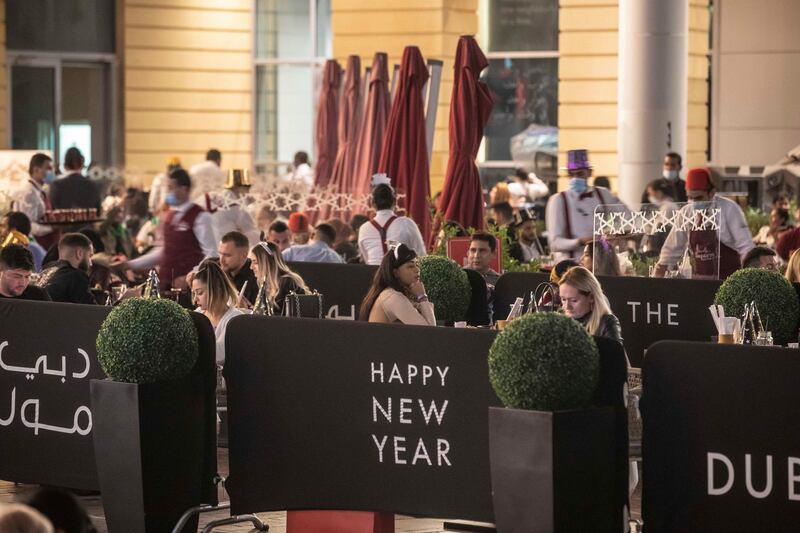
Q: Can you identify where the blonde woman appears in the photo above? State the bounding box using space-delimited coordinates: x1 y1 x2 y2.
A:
248 240 310 314
558 266 622 345
785 249 800 282
190 260 243 363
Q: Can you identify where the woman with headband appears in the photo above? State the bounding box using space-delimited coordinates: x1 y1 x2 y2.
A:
248 240 310 314
358 243 436 326
190 260 243 363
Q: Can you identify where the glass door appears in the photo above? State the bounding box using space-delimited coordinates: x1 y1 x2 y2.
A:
11 64 57 154
61 63 110 167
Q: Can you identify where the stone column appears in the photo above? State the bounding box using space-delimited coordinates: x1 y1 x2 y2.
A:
618 0 688 206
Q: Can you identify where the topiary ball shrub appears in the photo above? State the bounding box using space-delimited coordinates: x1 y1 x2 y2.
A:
418 255 471 323
97 297 199 383
488 312 599 411
715 267 800 345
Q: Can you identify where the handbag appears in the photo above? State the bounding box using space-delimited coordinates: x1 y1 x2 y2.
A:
282 290 324 319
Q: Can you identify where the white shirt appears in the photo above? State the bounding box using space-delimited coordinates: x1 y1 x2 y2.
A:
284 163 314 190
358 209 427 265
127 201 218 271
198 190 261 246
189 161 226 201
508 176 549 206
657 195 754 267
546 187 617 262
148 172 168 213
213 307 244 364
12 179 52 237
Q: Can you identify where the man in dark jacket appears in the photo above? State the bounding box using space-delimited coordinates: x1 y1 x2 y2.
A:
0 245 51 301
40 233 95 304
218 230 258 306
50 147 101 213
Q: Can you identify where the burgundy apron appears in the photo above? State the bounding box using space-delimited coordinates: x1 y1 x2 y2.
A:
688 229 740 279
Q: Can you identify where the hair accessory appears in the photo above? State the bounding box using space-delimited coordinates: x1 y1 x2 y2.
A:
599 235 611 253
387 241 402 261
371 173 392 189
258 241 273 256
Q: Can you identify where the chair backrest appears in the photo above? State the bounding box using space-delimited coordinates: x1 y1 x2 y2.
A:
283 291 324 319
463 268 490 326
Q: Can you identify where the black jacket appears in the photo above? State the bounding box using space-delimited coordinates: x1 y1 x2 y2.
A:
41 261 95 304
50 172 101 211
231 259 259 306
579 312 623 346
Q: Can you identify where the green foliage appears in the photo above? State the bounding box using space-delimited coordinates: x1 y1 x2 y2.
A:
488 313 600 411
714 268 800 345
96 297 199 383
745 207 769 238
431 223 463 258
628 252 658 278
418 255 471 323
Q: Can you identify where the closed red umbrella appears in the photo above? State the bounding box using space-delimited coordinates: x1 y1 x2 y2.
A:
329 55 362 194
314 59 342 189
352 52 390 199
378 46 431 244
437 35 494 234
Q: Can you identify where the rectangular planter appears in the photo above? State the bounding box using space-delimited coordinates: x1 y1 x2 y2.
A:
91 376 206 533
489 406 619 533
287 510 394 533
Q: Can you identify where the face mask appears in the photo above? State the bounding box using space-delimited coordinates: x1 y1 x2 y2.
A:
569 177 587 194
44 170 56 185
663 170 679 181
648 195 661 206
165 192 179 206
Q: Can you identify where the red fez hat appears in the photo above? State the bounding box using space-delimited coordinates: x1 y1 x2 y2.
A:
288 212 310 233
686 167 713 191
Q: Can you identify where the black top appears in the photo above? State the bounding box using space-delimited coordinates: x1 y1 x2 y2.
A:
50 172 101 211
0 285 52 301
41 260 95 304
231 258 259 307
672 178 687 203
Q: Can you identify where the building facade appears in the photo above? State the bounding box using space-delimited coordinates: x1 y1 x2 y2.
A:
0 0 796 193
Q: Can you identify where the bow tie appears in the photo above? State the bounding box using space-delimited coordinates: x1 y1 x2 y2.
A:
578 190 594 200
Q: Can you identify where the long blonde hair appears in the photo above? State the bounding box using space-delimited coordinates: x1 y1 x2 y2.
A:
786 249 800 282
558 266 613 336
250 241 309 298
193 260 238 317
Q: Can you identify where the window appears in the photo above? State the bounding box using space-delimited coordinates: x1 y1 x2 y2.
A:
6 0 117 166
254 0 332 172
6 0 115 53
480 0 559 188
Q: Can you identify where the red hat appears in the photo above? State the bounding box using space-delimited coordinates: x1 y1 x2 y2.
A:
686 167 713 191
288 212 310 233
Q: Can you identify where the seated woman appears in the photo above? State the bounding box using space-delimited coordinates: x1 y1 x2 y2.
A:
581 238 622 277
190 260 243 364
248 240 309 314
359 243 436 326
558 266 623 345
785 249 800 283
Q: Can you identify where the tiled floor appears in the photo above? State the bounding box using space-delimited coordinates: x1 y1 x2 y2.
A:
1 448 642 532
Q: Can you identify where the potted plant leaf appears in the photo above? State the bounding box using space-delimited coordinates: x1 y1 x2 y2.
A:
91 297 214 533
418 255 471 325
714 267 800 345
487 312 618 532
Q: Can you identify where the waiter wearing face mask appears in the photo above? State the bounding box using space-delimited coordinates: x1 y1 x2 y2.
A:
13 153 58 251
655 167 752 279
663 151 687 202
546 149 618 262
118 168 217 290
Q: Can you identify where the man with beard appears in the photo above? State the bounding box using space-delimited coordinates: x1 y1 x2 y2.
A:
0 245 51 301
40 233 95 304
217 231 258 306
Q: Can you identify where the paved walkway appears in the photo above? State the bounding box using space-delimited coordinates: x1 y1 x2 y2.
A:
1 448 642 532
